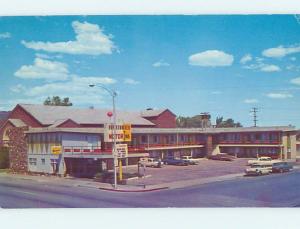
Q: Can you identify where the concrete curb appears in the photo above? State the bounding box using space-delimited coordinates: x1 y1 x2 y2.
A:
98 186 169 192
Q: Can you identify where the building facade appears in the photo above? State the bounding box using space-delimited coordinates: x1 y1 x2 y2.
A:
0 104 299 177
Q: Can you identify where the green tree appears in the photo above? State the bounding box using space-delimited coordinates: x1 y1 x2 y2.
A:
43 96 73 106
215 116 242 128
176 115 211 128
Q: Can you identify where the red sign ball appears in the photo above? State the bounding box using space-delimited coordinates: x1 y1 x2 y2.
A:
107 111 113 117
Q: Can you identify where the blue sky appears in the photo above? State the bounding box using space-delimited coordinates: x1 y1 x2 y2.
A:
0 15 300 127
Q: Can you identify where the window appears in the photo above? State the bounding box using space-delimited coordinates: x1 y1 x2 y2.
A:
141 135 147 143
41 158 45 165
29 158 37 166
153 135 158 143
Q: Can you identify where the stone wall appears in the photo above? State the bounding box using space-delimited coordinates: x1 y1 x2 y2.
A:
7 126 28 172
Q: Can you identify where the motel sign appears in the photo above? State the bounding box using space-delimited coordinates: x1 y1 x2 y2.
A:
104 123 132 142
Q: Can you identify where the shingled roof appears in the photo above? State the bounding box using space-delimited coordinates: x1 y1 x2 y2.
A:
18 104 156 126
140 108 175 117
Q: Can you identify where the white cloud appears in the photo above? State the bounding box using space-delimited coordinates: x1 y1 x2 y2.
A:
262 45 300 58
211 91 222 95
290 77 300 85
260 64 281 72
152 60 170 67
124 78 140 85
290 57 296 61
189 50 234 67
22 21 116 55
0 32 11 39
244 99 259 104
35 53 51 59
10 84 26 93
240 54 252 64
266 93 293 99
14 58 69 81
243 57 281 72
9 76 117 107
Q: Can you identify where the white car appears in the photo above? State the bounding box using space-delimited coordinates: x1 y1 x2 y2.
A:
245 164 272 176
139 158 163 168
247 156 281 166
181 156 202 164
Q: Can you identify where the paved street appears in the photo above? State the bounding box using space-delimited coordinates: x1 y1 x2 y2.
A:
1 170 300 208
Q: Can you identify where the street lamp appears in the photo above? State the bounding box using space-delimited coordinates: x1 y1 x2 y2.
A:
89 84 118 189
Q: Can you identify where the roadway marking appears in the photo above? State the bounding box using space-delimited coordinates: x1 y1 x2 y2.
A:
12 190 36 196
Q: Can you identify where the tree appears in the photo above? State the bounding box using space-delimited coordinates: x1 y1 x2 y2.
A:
43 96 73 106
176 115 211 128
176 115 242 128
215 116 242 128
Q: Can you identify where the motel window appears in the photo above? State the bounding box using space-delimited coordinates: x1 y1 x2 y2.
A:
153 135 158 143
41 158 45 165
180 135 184 142
141 135 147 143
29 158 37 166
170 135 175 143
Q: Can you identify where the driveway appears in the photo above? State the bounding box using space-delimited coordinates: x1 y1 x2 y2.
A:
126 158 249 186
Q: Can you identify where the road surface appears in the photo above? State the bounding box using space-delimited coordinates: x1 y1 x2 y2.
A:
1 171 300 208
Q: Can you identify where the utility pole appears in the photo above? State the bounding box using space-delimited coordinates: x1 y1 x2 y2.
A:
250 107 258 127
89 84 118 189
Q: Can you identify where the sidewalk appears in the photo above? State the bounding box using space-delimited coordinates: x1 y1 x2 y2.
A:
0 170 243 192
1 165 299 192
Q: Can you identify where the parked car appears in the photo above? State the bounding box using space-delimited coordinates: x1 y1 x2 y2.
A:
245 164 272 176
207 153 235 161
139 157 162 168
162 157 189 166
272 162 293 173
247 156 281 166
181 156 200 165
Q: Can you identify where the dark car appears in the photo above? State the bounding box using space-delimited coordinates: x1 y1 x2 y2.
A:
162 157 189 166
272 162 293 173
207 153 235 161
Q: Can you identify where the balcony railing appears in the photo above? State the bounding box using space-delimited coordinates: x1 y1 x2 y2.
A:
62 142 205 155
218 140 281 145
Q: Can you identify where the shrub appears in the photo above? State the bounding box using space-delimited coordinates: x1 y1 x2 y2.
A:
0 147 9 169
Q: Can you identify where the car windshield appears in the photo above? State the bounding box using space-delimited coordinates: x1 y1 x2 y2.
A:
251 164 262 168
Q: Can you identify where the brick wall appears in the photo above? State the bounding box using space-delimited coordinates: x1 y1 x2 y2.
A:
7 126 28 172
206 135 213 156
0 121 14 146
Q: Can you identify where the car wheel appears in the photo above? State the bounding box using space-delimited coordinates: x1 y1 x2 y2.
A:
280 169 284 173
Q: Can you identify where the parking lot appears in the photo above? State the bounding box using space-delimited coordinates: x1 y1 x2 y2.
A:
125 158 249 186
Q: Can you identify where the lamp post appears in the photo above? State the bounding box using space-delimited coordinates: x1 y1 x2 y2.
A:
89 84 118 189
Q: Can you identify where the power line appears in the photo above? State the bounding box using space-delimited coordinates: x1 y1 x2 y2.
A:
250 107 259 127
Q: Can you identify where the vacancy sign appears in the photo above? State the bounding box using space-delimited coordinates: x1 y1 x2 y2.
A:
115 144 128 158
104 123 132 142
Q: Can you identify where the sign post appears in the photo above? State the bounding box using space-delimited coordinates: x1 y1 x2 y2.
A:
104 123 131 188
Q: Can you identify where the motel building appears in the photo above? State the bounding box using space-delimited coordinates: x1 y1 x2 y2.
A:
0 104 299 178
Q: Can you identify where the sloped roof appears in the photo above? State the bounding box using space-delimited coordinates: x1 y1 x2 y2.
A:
18 104 155 126
48 119 78 128
140 109 174 117
7 119 27 127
